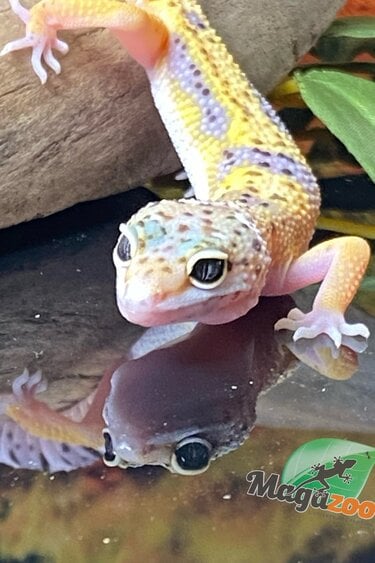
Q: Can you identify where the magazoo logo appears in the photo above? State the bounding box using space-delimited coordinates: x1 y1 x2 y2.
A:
246 438 375 519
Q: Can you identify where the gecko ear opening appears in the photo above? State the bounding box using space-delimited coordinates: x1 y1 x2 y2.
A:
187 249 229 289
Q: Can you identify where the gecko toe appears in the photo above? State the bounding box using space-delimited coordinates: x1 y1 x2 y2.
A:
287 308 305 321
11 369 47 400
325 327 342 349
28 370 48 394
11 368 30 397
31 40 48 83
0 36 33 56
9 0 30 24
43 44 61 74
274 308 305 331
54 38 69 55
274 317 295 331
341 322 370 340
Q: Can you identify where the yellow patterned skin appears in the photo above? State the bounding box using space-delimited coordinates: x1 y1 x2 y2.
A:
1 0 370 346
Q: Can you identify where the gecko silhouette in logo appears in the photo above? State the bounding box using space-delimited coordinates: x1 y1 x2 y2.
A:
294 456 356 492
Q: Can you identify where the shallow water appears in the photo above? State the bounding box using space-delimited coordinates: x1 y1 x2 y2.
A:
0 187 374 562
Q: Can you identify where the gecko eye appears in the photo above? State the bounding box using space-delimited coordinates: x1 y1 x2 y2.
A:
117 235 131 261
170 437 212 475
114 224 138 263
187 249 229 289
102 429 121 467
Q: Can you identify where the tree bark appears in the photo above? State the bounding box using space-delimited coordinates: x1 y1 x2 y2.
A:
0 0 345 229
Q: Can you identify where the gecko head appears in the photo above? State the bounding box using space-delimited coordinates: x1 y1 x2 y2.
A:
113 198 271 326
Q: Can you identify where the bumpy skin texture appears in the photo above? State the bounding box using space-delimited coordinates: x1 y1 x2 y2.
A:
1 0 371 346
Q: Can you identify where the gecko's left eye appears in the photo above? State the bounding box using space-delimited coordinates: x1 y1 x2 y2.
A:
117 235 131 261
102 429 121 467
187 249 229 289
114 224 138 263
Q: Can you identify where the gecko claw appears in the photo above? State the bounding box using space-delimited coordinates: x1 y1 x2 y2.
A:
2 33 67 83
275 307 370 350
0 36 33 57
54 39 69 55
1 0 69 82
284 307 305 321
31 39 48 83
12 368 48 400
338 321 370 340
43 44 62 75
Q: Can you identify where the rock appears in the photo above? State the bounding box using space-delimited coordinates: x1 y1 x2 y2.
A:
0 0 345 229
0 189 155 398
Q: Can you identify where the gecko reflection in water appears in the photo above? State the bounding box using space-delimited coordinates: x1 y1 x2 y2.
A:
1 297 363 475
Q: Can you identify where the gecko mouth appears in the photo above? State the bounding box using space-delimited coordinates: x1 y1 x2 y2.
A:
117 295 219 326
117 290 255 327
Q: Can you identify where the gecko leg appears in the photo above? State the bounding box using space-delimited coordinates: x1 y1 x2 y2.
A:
273 236 370 347
1 0 168 83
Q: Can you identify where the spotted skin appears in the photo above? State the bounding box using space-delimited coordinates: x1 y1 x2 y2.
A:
114 197 270 325
1 0 370 345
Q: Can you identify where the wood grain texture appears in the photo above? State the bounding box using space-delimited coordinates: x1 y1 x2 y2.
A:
0 0 345 228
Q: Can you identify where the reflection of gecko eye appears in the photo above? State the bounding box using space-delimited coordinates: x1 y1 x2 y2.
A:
102 429 121 467
187 249 229 289
170 437 212 475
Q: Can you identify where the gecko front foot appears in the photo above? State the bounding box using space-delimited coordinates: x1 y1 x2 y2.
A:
11 368 48 401
274 307 370 349
0 0 69 83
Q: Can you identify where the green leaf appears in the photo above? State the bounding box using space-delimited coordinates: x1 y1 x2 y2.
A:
295 69 375 182
281 438 375 499
323 17 375 39
313 18 375 62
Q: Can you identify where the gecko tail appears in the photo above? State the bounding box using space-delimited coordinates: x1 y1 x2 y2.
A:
0 417 99 472
0 369 99 471
3 368 104 461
